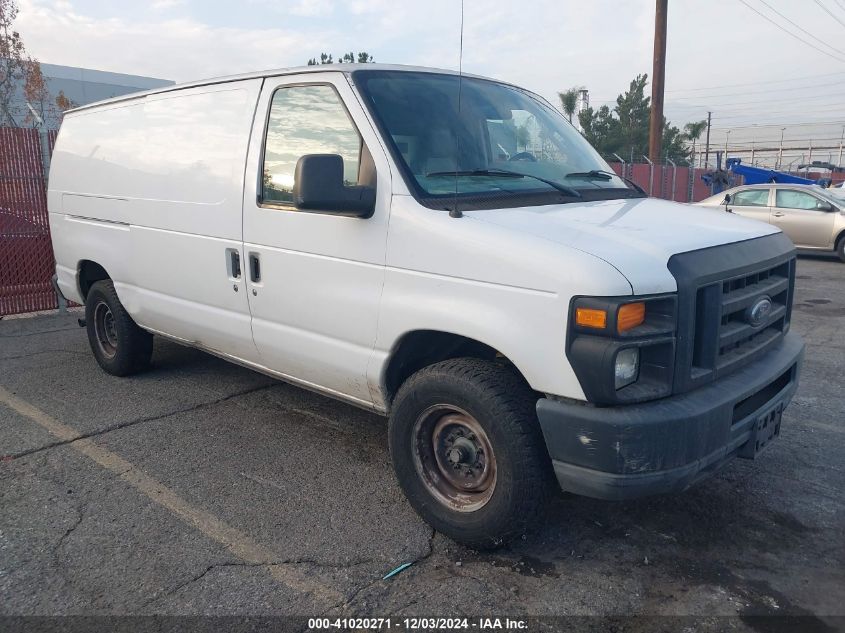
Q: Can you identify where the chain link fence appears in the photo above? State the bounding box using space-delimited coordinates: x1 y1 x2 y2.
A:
0 126 60 316
607 161 718 203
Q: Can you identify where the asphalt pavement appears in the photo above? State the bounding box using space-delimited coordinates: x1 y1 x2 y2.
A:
1 255 843 632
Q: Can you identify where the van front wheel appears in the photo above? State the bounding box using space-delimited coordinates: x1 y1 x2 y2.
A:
388 358 554 549
85 280 153 376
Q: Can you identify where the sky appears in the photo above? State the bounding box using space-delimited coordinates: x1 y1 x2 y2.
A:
14 0 845 167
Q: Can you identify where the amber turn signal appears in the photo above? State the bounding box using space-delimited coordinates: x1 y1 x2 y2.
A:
575 307 607 329
617 302 646 332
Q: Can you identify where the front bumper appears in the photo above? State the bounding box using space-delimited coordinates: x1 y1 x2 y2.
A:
537 332 804 500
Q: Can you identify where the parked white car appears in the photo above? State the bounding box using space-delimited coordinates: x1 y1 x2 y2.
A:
48 65 804 548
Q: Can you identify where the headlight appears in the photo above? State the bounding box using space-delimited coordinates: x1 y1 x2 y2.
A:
614 348 640 390
567 294 677 405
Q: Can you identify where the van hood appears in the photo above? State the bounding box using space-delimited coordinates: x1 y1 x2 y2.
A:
465 197 780 295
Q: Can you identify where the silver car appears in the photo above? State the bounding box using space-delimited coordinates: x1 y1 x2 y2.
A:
698 184 845 262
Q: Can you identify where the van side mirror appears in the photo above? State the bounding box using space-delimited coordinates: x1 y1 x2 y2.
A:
723 193 731 204
293 154 375 218
816 200 833 212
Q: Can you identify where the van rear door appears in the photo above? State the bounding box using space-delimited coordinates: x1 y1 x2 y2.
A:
241 72 391 406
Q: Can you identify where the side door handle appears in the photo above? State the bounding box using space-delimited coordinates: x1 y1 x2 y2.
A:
249 253 261 283
772 211 786 218
229 250 242 278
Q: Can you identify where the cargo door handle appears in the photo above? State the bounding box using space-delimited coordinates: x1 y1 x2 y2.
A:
249 253 261 283
227 249 241 279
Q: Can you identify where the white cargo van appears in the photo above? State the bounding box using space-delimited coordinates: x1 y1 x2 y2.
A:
48 65 804 548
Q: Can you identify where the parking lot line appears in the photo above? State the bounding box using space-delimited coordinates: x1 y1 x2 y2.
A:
0 385 343 605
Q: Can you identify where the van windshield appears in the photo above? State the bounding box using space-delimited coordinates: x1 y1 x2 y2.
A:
352 70 641 210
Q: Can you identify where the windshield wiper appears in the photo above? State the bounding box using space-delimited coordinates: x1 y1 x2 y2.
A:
564 169 614 180
565 169 646 195
426 169 582 198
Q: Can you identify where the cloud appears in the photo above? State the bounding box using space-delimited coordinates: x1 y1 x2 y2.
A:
288 0 334 17
14 0 843 146
15 0 336 81
151 0 186 10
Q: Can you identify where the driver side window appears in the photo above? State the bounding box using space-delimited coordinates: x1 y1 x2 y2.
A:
776 190 821 211
262 84 362 205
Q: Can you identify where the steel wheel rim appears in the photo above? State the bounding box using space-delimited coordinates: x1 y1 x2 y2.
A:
93 302 118 359
412 405 497 512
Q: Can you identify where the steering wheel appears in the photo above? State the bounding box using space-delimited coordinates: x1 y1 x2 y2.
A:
508 152 537 162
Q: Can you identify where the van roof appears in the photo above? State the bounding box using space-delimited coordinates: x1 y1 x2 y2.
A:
65 64 504 114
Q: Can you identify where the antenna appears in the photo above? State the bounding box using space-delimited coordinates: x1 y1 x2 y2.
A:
450 0 465 218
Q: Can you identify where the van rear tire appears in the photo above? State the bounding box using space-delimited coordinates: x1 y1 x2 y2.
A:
388 358 554 550
836 235 845 263
85 280 153 376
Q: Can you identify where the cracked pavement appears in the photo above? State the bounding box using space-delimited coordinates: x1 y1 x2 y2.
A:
0 256 843 629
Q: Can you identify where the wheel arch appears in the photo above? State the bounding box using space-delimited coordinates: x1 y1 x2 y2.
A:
77 260 111 300
381 329 532 410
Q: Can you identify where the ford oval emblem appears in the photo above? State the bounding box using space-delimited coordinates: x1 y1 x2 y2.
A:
746 296 773 327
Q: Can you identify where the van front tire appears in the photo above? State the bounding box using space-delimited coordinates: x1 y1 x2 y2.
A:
388 358 554 550
85 280 153 376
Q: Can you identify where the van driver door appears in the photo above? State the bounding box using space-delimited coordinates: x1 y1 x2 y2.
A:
241 72 392 407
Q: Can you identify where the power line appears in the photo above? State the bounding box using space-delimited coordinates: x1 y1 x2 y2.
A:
813 0 845 29
671 106 845 122
669 83 845 102
674 81 845 99
709 120 845 130
710 104 845 115
736 0 845 63
671 89 845 108
665 70 845 93
755 0 845 56
596 77 845 104
711 110 845 122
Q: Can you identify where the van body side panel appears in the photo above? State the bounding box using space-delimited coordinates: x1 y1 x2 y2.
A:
48 80 263 360
241 73 393 404
368 195 635 407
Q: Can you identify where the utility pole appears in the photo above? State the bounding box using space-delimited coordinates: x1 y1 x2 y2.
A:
838 125 843 168
724 130 731 159
703 111 712 169
777 127 786 170
648 0 668 164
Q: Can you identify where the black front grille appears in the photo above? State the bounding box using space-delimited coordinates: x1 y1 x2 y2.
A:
668 233 796 395
692 259 794 378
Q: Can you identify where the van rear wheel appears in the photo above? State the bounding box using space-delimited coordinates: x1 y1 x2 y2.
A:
388 358 554 549
85 280 153 376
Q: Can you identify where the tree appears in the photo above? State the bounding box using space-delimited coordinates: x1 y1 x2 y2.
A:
0 0 29 126
307 51 374 65
0 0 62 128
22 58 48 125
683 119 707 164
576 73 692 163
661 118 688 163
615 74 651 160
54 90 77 113
558 86 582 124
